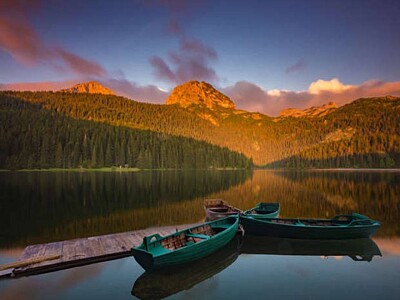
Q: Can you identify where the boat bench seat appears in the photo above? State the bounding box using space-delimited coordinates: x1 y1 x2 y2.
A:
191 225 215 237
161 233 187 250
212 223 232 229
186 233 210 240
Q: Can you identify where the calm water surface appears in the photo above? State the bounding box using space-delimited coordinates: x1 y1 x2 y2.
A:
0 170 399 299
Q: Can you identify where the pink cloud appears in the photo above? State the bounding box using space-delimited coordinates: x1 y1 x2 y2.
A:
0 1 107 77
223 79 400 116
0 16 47 65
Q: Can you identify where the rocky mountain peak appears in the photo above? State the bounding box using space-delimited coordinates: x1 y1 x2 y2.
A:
166 81 236 110
61 81 114 95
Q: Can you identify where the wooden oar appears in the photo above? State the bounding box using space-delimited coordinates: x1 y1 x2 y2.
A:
0 254 61 271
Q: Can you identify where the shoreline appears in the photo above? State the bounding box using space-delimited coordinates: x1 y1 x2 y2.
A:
0 167 250 172
1 167 400 172
307 168 400 172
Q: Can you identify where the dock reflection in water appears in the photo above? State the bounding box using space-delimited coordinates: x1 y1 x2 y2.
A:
241 235 382 262
131 234 243 300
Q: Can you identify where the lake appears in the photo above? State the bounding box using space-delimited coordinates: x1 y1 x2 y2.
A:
0 170 399 299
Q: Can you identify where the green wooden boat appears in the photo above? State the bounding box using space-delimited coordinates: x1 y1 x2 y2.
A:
132 234 242 299
243 202 280 219
240 213 380 239
132 216 239 271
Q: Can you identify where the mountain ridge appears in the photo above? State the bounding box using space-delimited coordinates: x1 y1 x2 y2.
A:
279 102 338 118
166 81 236 110
1 82 399 168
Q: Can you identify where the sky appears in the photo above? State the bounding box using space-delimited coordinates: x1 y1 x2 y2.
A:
1 0 400 115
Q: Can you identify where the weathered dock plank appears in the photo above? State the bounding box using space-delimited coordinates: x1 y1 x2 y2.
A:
1 223 198 278
61 240 76 263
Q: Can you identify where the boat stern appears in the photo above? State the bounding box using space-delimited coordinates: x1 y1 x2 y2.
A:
132 247 154 271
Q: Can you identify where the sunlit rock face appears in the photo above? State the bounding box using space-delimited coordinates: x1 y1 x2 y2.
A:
61 81 115 95
166 81 236 110
280 102 338 118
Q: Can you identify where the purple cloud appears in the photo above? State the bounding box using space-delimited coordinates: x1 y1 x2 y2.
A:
104 79 168 104
150 37 219 84
285 59 306 74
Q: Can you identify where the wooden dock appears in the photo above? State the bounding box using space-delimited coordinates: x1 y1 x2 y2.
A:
0 223 198 278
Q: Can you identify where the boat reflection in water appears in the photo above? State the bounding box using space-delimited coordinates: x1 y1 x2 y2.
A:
132 234 243 299
241 235 382 262
132 234 381 299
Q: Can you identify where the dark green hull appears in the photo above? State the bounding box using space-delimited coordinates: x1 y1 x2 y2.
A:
132 216 239 271
132 234 242 299
240 213 380 239
241 235 381 261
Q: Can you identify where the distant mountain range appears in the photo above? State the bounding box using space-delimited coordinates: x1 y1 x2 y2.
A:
1 80 399 168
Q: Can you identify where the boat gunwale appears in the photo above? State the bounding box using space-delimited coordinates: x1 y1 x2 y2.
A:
240 214 380 229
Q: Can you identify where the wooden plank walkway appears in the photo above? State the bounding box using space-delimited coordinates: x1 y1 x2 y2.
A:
0 223 198 278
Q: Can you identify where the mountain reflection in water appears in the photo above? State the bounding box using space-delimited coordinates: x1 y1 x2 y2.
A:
0 169 398 249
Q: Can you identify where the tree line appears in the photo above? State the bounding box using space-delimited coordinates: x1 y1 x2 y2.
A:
0 94 252 169
1 91 399 168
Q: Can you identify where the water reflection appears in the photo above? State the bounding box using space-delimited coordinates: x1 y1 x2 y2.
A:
131 234 242 300
0 169 399 249
131 234 383 300
0 170 251 247
0 169 399 300
241 235 382 262
207 170 400 237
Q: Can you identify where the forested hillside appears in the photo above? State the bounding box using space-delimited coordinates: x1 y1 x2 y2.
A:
0 94 252 169
268 97 400 168
1 82 399 168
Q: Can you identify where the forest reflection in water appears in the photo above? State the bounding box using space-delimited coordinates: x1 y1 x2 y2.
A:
0 169 399 248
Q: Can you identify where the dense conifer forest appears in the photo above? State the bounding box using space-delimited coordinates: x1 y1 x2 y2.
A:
0 94 252 169
1 90 399 168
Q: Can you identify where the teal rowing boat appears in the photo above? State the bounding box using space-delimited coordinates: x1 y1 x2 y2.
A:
132 234 242 299
132 216 239 271
240 213 380 239
243 202 280 219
